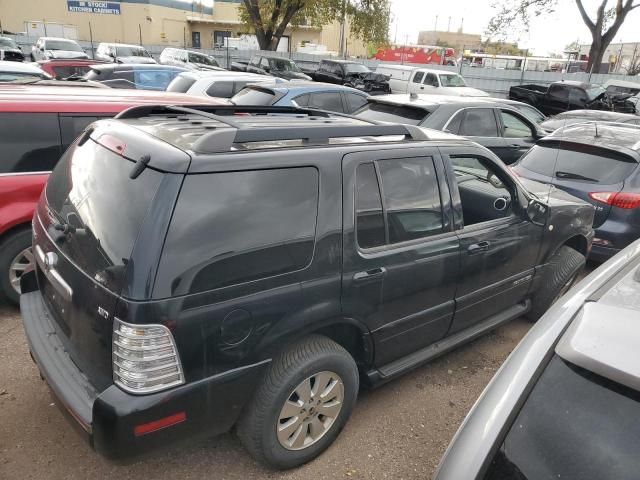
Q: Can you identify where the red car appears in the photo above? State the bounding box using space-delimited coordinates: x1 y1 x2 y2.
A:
37 58 109 79
0 85 222 304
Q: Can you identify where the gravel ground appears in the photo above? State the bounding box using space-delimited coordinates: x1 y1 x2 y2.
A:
0 302 533 480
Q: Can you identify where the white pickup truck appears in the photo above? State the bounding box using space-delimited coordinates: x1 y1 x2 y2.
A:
376 64 488 97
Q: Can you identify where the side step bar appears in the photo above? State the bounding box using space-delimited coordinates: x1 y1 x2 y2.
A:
366 301 530 387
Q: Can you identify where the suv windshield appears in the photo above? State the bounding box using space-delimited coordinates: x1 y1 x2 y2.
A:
485 356 640 480
439 74 466 87
188 52 218 66
0 37 18 49
116 46 151 58
343 63 370 74
355 102 429 125
45 40 83 52
45 139 163 292
269 58 301 72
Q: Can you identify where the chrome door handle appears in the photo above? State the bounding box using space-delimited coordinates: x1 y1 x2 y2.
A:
467 241 490 254
353 267 387 281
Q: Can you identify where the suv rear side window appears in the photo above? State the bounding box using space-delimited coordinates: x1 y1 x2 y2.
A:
156 167 319 296
308 92 345 112
459 109 499 137
356 158 443 248
0 113 61 173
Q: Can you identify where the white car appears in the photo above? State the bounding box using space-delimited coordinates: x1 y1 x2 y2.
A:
159 48 224 71
31 37 88 61
376 64 488 97
0 60 51 81
95 43 156 64
166 70 287 98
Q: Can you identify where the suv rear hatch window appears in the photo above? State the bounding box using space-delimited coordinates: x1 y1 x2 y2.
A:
37 138 164 389
355 102 429 125
231 86 278 106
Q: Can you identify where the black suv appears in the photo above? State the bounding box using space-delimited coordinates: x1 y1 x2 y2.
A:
20 106 594 469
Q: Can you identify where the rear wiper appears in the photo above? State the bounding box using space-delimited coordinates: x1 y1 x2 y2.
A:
555 171 599 182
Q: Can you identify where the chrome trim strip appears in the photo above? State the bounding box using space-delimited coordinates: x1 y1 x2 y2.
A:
35 245 73 302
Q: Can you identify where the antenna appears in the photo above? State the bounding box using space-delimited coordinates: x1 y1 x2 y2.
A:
594 121 599 138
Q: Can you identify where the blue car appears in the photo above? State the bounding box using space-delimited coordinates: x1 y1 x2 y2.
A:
84 64 188 91
513 121 640 261
229 81 369 114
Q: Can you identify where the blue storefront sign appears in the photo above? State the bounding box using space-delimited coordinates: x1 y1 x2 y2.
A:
67 1 121 15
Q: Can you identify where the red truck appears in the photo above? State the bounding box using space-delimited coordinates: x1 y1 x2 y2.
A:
0 85 221 304
371 44 456 65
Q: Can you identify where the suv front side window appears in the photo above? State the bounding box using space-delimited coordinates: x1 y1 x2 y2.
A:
459 108 499 137
500 110 534 138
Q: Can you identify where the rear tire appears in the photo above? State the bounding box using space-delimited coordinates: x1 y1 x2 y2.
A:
0 228 34 305
527 246 585 321
237 335 359 469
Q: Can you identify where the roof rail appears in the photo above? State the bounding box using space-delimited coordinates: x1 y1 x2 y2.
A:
114 104 431 154
115 104 336 120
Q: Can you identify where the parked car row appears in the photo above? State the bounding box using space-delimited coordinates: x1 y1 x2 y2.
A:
2 40 640 477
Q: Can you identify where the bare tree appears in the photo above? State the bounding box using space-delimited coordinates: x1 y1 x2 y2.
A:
488 0 640 73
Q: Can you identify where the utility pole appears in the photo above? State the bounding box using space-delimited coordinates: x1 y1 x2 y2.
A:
89 21 94 59
434 15 438 32
338 0 346 58
447 16 451 32
138 24 143 46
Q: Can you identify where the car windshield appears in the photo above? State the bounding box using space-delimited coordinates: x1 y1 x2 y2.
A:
45 40 83 52
355 102 430 125
586 85 606 100
269 58 301 72
343 63 370 74
439 74 466 87
0 38 18 49
514 104 546 124
116 46 151 58
188 52 218 66
485 356 640 480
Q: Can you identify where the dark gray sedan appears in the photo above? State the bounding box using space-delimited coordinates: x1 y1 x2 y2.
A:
354 94 546 164
435 239 640 480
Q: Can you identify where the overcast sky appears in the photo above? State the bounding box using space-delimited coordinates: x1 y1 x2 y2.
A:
389 0 640 55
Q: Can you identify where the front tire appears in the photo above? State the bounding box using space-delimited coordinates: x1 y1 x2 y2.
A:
528 246 585 321
0 229 34 305
237 335 359 469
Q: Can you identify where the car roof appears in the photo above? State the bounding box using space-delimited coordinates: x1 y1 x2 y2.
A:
556 262 640 393
259 81 366 95
0 85 223 113
368 93 509 109
542 122 640 159
554 80 594 88
96 105 476 172
89 63 186 71
100 42 146 48
40 37 76 42
555 109 637 120
0 61 45 73
182 70 267 80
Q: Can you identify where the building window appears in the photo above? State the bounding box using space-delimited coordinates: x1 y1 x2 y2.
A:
214 30 231 48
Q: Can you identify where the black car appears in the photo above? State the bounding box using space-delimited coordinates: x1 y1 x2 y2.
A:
510 80 636 115
513 122 640 261
84 64 188 90
355 94 546 164
245 54 311 80
0 36 24 62
311 59 391 94
21 105 593 470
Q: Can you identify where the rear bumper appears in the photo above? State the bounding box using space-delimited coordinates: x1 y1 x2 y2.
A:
592 218 640 261
20 289 270 460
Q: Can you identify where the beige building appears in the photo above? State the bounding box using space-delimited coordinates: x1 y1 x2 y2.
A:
417 29 482 54
0 0 368 55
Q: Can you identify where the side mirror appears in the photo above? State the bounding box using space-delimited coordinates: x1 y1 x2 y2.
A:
40 47 45 52
487 172 505 189
527 199 549 226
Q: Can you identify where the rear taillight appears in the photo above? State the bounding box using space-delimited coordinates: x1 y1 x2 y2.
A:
112 319 185 394
589 192 640 209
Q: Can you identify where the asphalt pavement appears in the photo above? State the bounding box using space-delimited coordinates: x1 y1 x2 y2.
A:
0 301 534 480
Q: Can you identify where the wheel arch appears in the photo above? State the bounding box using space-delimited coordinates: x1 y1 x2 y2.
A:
309 319 374 371
548 234 589 261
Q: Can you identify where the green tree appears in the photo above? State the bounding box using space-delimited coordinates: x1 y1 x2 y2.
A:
239 0 390 51
488 0 640 72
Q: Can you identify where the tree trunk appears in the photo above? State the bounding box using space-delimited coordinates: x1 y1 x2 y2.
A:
587 41 605 73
